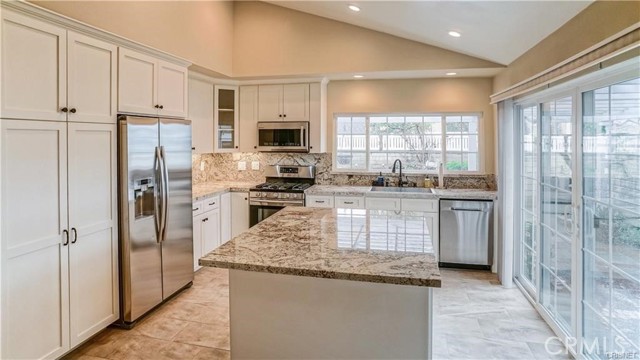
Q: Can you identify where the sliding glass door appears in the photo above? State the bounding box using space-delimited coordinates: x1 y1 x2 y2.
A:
515 60 639 359
582 77 640 358
540 96 574 334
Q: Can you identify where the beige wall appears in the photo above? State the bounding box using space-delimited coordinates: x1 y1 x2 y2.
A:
493 0 640 93
233 1 501 78
327 78 496 173
31 0 235 76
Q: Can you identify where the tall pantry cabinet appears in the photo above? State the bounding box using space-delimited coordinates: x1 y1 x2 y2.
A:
1 8 118 359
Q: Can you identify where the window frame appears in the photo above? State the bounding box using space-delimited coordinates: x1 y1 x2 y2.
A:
332 112 485 175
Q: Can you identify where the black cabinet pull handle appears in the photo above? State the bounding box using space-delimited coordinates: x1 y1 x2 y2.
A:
209 202 215 206
203 218 209 222
71 228 78 244
61 107 68 113
192 147 196 150
193 207 199 211
70 108 77 114
62 229 69 246
154 105 159 109
344 201 354 204
159 105 164 109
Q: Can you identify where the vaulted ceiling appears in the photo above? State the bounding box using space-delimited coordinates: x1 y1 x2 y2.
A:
266 1 593 65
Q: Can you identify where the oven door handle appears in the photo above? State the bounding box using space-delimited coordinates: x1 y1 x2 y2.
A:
250 199 304 207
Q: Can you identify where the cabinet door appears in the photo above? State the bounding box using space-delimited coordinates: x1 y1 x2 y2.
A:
365 197 401 211
309 83 324 153
157 61 188 118
257 85 282 121
282 83 309 122
239 86 258 152
425 213 439 260
306 195 334 208
214 86 239 152
1 120 69 359
67 32 117 124
220 192 232 243
193 213 203 271
118 48 157 116
67 123 118 347
202 209 220 254
188 78 214 153
1 10 67 121
231 192 250 238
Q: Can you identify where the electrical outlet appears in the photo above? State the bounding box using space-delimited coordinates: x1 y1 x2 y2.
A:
251 161 260 170
238 161 247 171
199 161 205 171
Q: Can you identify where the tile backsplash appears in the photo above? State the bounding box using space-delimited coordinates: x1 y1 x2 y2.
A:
192 153 496 190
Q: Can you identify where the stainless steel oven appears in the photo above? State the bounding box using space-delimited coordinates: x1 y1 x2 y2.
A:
257 121 309 152
249 197 304 226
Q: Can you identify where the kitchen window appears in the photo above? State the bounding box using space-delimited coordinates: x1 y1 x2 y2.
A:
334 113 482 173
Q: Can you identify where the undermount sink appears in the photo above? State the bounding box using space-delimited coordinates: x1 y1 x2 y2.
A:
370 187 435 194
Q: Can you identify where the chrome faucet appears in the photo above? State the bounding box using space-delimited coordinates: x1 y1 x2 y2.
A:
391 159 404 187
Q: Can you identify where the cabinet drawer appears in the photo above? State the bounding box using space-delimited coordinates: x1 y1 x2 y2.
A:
192 200 204 216
402 198 439 213
306 195 334 208
203 195 221 212
365 197 401 211
335 196 365 209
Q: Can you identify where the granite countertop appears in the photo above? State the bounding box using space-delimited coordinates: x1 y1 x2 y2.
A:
200 207 441 287
305 185 496 200
193 181 261 200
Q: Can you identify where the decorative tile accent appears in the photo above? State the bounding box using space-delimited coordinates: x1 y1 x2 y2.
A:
192 153 497 190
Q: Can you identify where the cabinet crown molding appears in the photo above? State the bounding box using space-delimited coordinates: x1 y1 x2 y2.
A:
2 0 191 68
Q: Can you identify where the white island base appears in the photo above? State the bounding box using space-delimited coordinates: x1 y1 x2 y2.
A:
229 269 433 359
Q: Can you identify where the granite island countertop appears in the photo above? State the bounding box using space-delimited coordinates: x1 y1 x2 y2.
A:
192 181 261 200
200 207 441 287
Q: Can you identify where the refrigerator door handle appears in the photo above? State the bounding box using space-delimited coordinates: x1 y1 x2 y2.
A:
159 146 169 242
153 146 163 243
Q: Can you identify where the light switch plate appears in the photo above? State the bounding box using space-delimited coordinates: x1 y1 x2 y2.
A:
238 161 247 171
251 161 260 170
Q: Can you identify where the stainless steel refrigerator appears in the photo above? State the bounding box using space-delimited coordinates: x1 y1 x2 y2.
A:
117 115 194 326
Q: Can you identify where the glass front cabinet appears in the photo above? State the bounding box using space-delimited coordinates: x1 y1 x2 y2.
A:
215 85 239 152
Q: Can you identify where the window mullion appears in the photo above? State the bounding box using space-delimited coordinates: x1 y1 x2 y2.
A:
365 116 370 171
441 115 446 172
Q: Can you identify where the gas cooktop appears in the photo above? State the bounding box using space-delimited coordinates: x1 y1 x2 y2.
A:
252 182 312 192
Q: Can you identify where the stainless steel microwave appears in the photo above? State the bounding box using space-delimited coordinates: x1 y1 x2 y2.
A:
257 121 309 152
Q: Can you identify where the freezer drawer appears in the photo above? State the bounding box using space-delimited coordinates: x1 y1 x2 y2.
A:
439 200 493 267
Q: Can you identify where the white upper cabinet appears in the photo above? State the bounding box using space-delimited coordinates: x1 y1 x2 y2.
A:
157 61 188 118
214 85 239 152
188 77 215 154
282 84 310 122
239 85 259 152
1 10 67 121
257 84 309 122
67 32 118 123
118 48 187 118
1 11 118 123
118 48 158 116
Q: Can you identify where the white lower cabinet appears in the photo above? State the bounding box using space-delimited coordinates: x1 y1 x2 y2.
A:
192 196 221 271
1 120 118 359
306 195 334 208
220 193 232 243
335 196 365 209
365 197 401 211
231 192 250 238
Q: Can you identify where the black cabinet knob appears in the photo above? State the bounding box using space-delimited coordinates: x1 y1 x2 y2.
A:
283 114 287 118
70 108 77 114
154 105 159 109
278 114 282 118
61 107 68 113
254 146 257 149
235 146 238 149
192 147 196 150
159 105 164 109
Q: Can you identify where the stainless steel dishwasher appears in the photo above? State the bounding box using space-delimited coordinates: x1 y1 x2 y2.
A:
439 199 494 269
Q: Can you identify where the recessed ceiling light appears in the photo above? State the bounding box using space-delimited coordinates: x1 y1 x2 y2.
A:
348 5 360 12
448 31 461 38
446 72 457 76
353 74 364 78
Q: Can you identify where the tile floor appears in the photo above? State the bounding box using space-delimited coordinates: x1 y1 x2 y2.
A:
65 268 571 360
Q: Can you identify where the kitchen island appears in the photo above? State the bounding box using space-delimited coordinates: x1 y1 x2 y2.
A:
200 207 441 359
